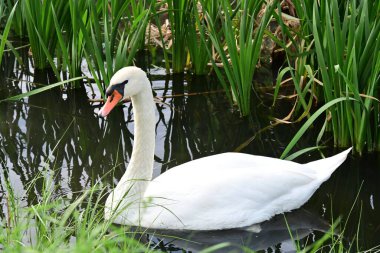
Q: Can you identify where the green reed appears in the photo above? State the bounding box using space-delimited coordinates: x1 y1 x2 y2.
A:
0 119 152 252
312 0 379 154
0 76 86 103
0 1 17 67
0 0 4 20
272 9 315 120
166 0 190 73
271 0 319 116
1 0 150 91
79 0 151 94
153 0 211 75
273 0 379 156
51 0 87 87
5 0 25 38
1 0 379 153
0 168 153 252
22 0 69 71
185 0 210 75
200 0 275 116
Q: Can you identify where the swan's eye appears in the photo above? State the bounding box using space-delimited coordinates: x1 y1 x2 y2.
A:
106 80 128 97
114 81 127 96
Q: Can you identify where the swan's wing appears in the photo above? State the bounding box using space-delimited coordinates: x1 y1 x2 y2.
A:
140 153 320 230
167 152 306 172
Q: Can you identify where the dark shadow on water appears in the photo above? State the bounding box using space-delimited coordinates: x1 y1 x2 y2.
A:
138 209 331 253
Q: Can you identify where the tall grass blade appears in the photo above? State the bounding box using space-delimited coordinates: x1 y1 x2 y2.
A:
310 0 380 153
281 97 356 159
22 0 69 70
0 76 85 102
201 0 275 116
166 0 190 73
0 1 17 67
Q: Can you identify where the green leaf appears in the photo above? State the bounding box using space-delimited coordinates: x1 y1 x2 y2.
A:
281 97 357 159
0 2 18 66
285 146 325 161
1 76 85 102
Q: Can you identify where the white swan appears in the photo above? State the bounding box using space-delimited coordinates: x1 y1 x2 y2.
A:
98 66 351 231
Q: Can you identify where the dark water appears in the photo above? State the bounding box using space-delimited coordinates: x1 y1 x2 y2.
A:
0 53 379 252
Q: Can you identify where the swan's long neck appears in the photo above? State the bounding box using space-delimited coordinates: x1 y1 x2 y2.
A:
126 88 155 183
113 84 155 203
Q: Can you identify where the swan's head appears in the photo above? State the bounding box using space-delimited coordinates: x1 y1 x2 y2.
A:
98 66 148 117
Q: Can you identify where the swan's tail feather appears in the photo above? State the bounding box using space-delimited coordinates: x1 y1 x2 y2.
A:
306 147 352 180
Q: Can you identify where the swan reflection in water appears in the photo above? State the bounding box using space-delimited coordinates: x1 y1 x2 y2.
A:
141 209 331 252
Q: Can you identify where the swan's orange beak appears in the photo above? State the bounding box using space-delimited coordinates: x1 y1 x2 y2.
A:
98 90 123 117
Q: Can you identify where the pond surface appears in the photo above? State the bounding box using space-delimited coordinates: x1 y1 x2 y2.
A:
0 54 379 252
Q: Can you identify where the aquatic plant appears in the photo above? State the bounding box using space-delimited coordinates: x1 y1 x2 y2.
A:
79 0 151 95
310 0 380 154
165 0 191 73
22 0 69 71
273 0 379 155
0 0 26 38
1 0 151 91
271 2 317 121
1 0 379 155
10 0 25 37
0 2 17 67
0 167 151 252
152 0 211 75
200 0 275 116
184 0 211 75
52 0 88 87
0 76 85 102
280 0 379 155
0 0 5 21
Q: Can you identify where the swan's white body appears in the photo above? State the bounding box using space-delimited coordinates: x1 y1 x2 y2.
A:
99 67 351 231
